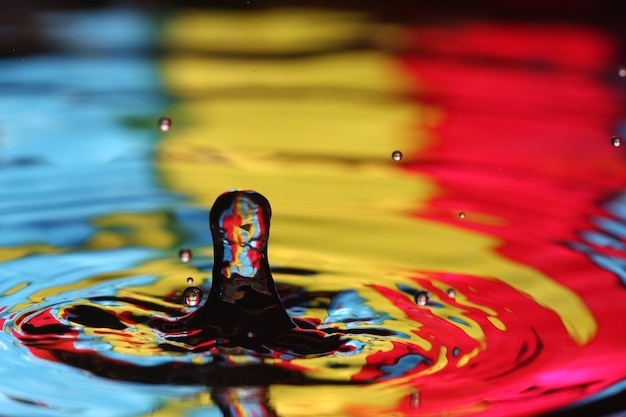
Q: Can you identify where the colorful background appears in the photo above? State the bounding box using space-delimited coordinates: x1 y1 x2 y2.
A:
0 2 625 416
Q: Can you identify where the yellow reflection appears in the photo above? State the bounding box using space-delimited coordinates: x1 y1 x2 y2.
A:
149 7 598 415
162 52 408 96
487 316 506 331
458 347 481 368
158 8 595 349
9 258 199 315
85 213 178 251
2 282 28 296
163 8 372 54
140 392 214 417
421 346 449 376
0 245 63 262
272 384 406 417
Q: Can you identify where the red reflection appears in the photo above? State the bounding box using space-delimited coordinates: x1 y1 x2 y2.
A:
397 21 626 415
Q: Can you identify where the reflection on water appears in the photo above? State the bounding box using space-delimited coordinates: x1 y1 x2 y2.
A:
1 5 625 417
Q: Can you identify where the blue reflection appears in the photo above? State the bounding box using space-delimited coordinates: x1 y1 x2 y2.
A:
36 9 155 53
379 353 431 379
0 8 182 251
324 289 395 327
0 9 199 417
571 190 626 286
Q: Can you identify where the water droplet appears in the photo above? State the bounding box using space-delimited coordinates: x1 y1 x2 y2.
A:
612 136 621 147
619 67 626 78
158 116 172 132
247 332 256 338
391 150 402 162
459 211 465 219
186 277 194 285
447 288 456 299
179 248 192 262
453 347 461 357
409 389 420 408
183 287 202 307
415 291 429 306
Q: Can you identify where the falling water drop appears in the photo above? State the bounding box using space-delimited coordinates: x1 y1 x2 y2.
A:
415 291 429 306
619 67 626 78
183 287 202 307
158 116 172 132
391 150 403 162
447 288 456 299
459 211 466 219
186 277 194 285
409 389 420 408
612 136 621 147
179 248 192 262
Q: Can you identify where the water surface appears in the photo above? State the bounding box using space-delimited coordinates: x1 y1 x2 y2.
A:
1 6 625 417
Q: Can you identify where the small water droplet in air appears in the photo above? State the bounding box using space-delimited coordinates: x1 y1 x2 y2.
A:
247 332 256 338
183 287 202 307
158 116 172 132
612 136 621 147
391 150 402 162
186 277 194 285
447 288 456 299
415 291 429 306
409 389 420 408
619 67 626 78
459 211 465 219
179 248 192 262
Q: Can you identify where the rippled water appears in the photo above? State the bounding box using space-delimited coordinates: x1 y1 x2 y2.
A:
1 6 625 417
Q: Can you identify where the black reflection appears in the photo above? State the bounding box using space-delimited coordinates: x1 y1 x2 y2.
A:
18 191 348 389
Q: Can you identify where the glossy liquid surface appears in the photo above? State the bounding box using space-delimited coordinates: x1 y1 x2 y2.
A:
1 7 625 417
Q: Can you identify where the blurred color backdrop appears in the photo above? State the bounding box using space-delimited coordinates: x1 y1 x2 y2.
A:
0 2 625 416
